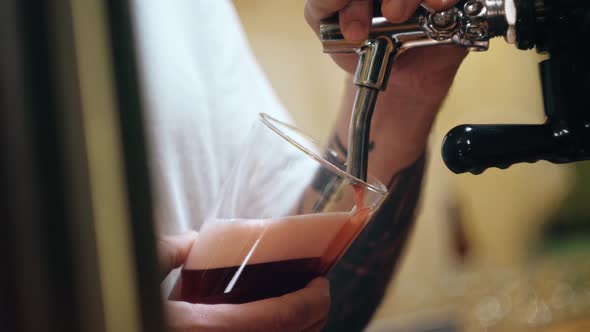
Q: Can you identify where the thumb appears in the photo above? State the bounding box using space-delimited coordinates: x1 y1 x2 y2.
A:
339 0 372 42
424 0 461 11
157 231 198 281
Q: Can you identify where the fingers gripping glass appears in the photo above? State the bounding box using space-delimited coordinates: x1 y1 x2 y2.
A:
180 113 387 304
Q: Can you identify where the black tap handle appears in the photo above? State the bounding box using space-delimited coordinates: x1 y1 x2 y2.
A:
441 123 590 174
440 1 590 175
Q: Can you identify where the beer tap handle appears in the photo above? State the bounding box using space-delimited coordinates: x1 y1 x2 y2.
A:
442 12 590 175
442 122 590 175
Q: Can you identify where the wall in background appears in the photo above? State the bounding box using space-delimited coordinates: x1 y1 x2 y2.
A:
234 0 346 145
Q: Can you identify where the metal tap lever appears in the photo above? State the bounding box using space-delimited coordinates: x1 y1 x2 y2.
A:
320 0 511 181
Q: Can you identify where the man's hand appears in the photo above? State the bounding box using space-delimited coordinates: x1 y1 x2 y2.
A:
305 0 468 181
304 0 467 90
158 232 331 332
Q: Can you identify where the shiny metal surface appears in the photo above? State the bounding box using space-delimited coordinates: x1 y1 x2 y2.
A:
433 9 458 29
320 1 512 55
354 38 395 90
320 1 513 181
348 87 379 181
465 1 484 16
504 0 517 43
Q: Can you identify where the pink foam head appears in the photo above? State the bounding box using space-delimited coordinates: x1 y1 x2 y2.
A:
184 212 351 270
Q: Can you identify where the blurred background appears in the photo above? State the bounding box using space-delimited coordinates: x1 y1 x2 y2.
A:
234 1 590 331
4 1 588 331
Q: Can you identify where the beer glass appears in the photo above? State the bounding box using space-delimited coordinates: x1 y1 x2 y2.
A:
180 113 387 304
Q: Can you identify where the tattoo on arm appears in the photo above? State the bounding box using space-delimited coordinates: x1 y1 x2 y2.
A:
324 154 426 332
305 133 425 332
302 130 425 331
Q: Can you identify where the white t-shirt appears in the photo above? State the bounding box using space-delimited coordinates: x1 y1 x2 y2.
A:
131 0 297 293
132 0 291 234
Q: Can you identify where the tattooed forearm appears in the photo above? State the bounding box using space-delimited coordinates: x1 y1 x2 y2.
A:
303 131 426 331
324 154 426 332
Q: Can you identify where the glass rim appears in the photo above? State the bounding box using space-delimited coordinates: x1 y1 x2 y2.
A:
259 113 388 196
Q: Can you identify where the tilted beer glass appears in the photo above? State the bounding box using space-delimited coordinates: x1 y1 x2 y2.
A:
180 113 387 304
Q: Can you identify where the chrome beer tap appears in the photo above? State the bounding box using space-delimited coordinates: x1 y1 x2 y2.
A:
321 0 590 177
320 0 515 181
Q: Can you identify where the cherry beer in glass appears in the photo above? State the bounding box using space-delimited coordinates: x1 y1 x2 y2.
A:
180 114 387 304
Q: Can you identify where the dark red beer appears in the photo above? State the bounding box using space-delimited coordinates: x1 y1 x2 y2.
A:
180 187 370 304
181 257 321 304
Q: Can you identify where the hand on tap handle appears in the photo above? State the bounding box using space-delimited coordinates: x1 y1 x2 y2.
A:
305 0 467 182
